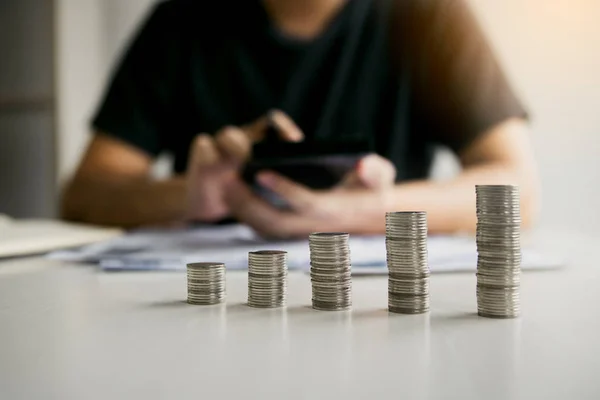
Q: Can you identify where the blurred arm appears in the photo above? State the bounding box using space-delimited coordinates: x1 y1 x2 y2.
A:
386 118 539 234
382 0 538 234
61 134 186 228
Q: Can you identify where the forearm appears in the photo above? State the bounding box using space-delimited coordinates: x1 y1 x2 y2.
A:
392 163 538 234
349 162 538 235
61 176 186 228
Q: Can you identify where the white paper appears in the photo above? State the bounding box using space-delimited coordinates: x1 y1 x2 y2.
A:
48 224 563 273
0 218 122 258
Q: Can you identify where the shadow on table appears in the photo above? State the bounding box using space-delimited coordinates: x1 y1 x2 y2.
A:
143 299 189 309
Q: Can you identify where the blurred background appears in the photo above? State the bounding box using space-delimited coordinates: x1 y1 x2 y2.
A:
0 0 598 235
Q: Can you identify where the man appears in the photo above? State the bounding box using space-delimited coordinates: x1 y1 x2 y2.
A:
62 0 539 237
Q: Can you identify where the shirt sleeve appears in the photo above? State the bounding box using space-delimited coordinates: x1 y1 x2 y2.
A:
390 0 529 153
91 1 181 157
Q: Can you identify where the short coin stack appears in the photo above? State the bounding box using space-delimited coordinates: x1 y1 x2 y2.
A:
386 212 430 314
476 185 521 318
309 232 352 311
247 250 288 308
186 262 226 305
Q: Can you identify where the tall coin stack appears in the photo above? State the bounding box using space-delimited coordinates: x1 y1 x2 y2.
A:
386 212 430 314
309 232 352 311
247 250 288 308
476 185 521 318
186 262 226 305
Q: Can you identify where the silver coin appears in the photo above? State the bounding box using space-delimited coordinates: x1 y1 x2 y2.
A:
388 283 429 295
477 256 522 267
385 211 430 314
476 232 521 241
311 278 352 287
385 248 428 256
186 273 225 279
309 257 350 264
187 299 224 306
388 293 430 314
187 288 226 295
187 262 225 270
386 259 429 266
309 232 352 311
476 269 520 278
312 295 352 303
388 274 430 281
386 249 428 256
310 276 352 284
312 303 351 312
186 262 226 306
247 250 288 308
311 292 352 299
247 282 287 290
477 305 520 316
475 187 522 320
310 264 351 271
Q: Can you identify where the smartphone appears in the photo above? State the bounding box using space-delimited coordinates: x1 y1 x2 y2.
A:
242 139 369 209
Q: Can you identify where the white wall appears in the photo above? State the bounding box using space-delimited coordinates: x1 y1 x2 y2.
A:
55 0 600 234
55 0 103 186
54 0 156 186
469 0 600 234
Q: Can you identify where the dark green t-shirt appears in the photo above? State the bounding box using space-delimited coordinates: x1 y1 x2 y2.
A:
92 0 526 180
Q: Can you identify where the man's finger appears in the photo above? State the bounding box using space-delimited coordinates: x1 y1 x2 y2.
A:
244 110 304 143
190 134 221 167
269 110 304 142
241 116 269 143
256 171 315 212
214 126 252 161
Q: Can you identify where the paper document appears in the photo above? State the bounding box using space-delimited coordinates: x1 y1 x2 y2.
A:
49 224 563 273
0 216 122 259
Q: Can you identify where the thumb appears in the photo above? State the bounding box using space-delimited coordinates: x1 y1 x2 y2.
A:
268 110 304 142
339 154 396 190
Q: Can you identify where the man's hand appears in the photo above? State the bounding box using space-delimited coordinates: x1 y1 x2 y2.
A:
186 110 303 222
337 154 396 190
224 154 397 237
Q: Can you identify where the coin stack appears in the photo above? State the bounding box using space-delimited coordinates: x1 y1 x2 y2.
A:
309 232 352 311
476 185 521 318
186 262 226 305
247 250 288 308
386 212 430 314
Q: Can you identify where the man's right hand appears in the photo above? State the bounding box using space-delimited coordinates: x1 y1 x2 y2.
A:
185 110 304 222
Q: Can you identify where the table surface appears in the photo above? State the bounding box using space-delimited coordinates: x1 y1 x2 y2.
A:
1 232 599 400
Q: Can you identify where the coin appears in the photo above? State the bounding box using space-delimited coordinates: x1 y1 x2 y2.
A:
385 212 430 314
186 262 226 305
475 185 521 318
247 250 287 308
309 232 352 311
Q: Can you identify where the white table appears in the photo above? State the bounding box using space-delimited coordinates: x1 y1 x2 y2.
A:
1 233 599 400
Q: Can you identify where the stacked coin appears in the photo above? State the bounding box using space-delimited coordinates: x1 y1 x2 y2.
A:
476 185 521 318
247 250 288 308
386 212 430 314
309 232 352 311
186 262 226 305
